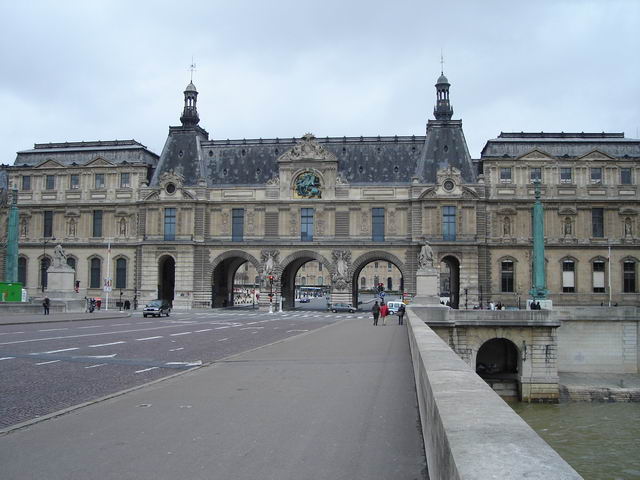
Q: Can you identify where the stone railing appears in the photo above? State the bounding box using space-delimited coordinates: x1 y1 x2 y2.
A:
406 308 582 479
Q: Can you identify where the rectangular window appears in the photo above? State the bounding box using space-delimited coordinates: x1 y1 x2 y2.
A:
115 258 127 289
318 263 323 271
500 167 512 183
388 262 392 272
590 167 602 184
560 168 572 184
501 261 514 292
46 175 55 190
442 206 457 241
43 210 53 238
95 173 105 189
120 173 130 188
232 208 244 242
22 176 31 191
301 208 314 241
164 208 176 241
592 261 605 293
372 208 385 242
592 208 604 238
620 168 632 185
562 260 575 293
70 174 80 189
530 167 541 183
92 210 103 237
623 261 636 293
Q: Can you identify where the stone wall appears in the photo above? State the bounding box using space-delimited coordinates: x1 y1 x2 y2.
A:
406 308 582 479
555 306 639 374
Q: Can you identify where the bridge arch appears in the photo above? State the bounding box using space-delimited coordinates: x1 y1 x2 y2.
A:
211 250 261 308
475 336 521 400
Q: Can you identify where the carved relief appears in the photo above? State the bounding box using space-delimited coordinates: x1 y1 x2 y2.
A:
266 176 280 186
316 210 325 236
293 171 322 199
331 249 351 290
119 218 127 237
261 249 279 275
67 218 77 237
625 217 633 237
221 211 229 234
289 210 297 236
388 209 397 235
278 133 337 163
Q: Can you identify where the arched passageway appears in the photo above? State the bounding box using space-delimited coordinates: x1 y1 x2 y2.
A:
351 253 405 311
158 255 175 305
440 255 460 308
279 253 331 310
210 252 261 308
476 337 520 400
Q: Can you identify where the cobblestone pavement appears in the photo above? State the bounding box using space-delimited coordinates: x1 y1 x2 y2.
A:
0 309 369 429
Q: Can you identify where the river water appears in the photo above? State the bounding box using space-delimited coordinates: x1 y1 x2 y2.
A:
511 402 640 479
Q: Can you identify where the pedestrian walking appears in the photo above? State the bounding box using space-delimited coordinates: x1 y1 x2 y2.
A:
379 302 389 326
397 304 406 325
372 301 380 326
96 298 102 310
42 296 50 315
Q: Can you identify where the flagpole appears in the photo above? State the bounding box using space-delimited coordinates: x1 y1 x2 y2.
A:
608 244 612 307
106 240 111 311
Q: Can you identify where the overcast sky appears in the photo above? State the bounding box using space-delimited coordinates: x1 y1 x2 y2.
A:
1 0 638 165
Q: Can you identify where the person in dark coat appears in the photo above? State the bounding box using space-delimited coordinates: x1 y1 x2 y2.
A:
397 304 406 325
372 301 380 326
42 297 50 315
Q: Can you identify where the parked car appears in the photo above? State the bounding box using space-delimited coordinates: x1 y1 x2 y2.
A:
331 303 356 313
386 301 405 314
143 299 171 317
299 297 310 303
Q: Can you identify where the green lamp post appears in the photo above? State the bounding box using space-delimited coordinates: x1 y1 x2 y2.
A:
529 180 548 300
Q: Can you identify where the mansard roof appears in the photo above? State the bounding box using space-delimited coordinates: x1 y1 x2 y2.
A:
481 132 640 159
14 140 159 167
152 132 426 187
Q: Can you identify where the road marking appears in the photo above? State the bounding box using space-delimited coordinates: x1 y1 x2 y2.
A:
194 329 212 332
169 347 184 352
84 363 107 369
240 326 264 330
0 356 16 360
169 332 192 336
83 354 117 359
78 325 102 329
135 367 159 374
111 323 131 326
136 336 163 341
89 341 126 348
165 361 202 366
39 328 68 332
218 338 229 342
287 329 309 333
215 326 232 330
138 321 154 324
41 347 79 354
0 332 25 336
36 360 61 365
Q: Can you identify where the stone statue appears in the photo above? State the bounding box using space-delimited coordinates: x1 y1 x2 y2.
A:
52 244 68 268
503 217 511 236
563 217 572 236
119 218 127 236
418 242 434 269
331 249 351 290
261 249 279 275
625 217 632 237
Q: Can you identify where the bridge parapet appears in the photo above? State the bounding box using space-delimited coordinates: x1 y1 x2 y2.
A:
406 308 582 479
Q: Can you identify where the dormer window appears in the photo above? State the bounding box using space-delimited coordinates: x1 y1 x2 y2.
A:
500 167 512 183
45 175 55 190
120 173 130 188
590 167 602 184
621 168 632 185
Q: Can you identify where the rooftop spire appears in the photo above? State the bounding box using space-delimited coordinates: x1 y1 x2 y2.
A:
433 68 453 121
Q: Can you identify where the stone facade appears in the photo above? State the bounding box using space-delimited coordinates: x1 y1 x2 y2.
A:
1 74 639 312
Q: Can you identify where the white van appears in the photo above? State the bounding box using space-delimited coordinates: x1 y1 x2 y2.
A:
386 301 405 314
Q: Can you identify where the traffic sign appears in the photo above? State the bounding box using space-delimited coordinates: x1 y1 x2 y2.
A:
103 277 112 292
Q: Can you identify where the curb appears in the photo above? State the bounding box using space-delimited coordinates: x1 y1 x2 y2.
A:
0 315 349 436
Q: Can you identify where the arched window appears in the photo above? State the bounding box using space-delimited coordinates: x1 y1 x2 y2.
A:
591 259 606 293
18 257 27 286
623 259 637 293
115 258 127 289
562 259 575 293
501 260 514 292
90 258 101 289
66 257 76 271
40 257 51 290
387 277 393 290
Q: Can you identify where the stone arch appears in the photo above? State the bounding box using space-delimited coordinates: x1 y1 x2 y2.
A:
210 250 261 308
277 250 333 310
439 254 461 308
350 250 407 309
474 336 522 401
158 254 176 305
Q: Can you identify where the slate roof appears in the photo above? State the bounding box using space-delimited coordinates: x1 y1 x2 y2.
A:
13 140 159 167
481 132 640 159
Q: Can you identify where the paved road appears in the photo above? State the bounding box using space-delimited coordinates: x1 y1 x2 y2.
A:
0 315 426 480
0 309 366 429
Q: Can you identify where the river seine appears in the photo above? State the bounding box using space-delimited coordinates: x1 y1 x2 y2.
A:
511 402 640 479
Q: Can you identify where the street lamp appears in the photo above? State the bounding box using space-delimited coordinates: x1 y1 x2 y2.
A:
41 237 56 292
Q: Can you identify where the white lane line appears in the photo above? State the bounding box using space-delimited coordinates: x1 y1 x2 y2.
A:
41 347 79 354
138 321 154 324
136 336 163 341
194 329 212 332
240 327 264 330
135 367 159 374
165 361 202 366
36 360 61 365
0 357 16 361
168 347 184 352
217 338 229 342
78 325 102 329
287 329 309 333
215 326 232 330
88 341 126 348
111 323 131 326
39 328 68 332
0 332 25 336
84 363 107 369
169 332 192 336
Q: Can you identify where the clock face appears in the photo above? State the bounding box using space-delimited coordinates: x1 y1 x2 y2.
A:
443 180 455 191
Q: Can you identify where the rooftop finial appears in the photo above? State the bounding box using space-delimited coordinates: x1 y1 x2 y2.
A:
189 57 196 82
440 49 444 75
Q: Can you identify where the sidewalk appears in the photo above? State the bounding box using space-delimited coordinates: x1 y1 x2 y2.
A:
0 311 132 326
0 317 427 480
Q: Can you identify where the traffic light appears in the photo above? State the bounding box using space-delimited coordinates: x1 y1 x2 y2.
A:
268 275 274 283
377 283 384 293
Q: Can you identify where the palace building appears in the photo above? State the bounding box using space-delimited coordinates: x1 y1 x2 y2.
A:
1 74 638 309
